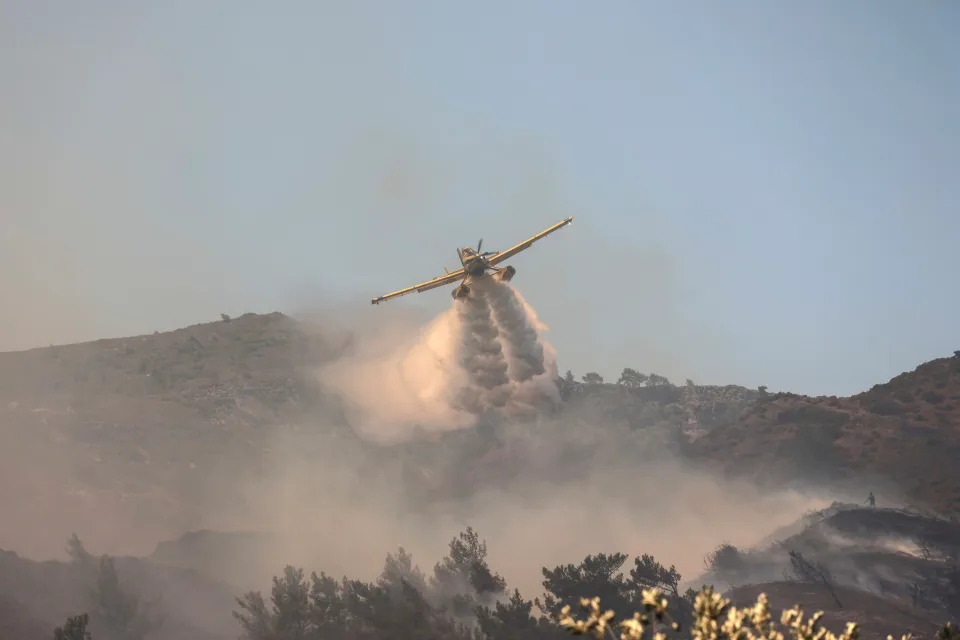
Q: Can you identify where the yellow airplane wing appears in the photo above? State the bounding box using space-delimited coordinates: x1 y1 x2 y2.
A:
371 268 466 305
485 216 573 267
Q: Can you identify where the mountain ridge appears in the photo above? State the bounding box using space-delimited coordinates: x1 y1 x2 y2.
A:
1 312 957 565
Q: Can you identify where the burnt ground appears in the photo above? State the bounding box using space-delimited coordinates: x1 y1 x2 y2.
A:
689 356 960 515
690 504 960 636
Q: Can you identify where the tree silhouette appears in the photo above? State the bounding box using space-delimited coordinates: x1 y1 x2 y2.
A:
616 368 648 388
581 372 604 385
540 553 632 619
54 614 92 640
646 373 671 387
92 555 162 640
476 589 562 640
66 533 93 568
431 527 506 616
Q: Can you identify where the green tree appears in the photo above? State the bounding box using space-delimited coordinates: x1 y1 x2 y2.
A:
628 554 681 597
234 566 313 640
646 373 671 387
380 548 429 596
54 614 92 640
233 551 476 640
704 543 746 586
616 368 648 388
540 553 633 620
476 589 562 640
629 554 694 627
307 572 349 639
431 527 507 617
92 555 162 640
66 533 93 568
581 372 604 385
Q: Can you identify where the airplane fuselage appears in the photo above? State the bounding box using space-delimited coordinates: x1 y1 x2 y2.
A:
458 248 490 276
463 259 487 276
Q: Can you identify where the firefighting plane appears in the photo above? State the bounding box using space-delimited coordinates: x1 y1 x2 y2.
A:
371 217 573 305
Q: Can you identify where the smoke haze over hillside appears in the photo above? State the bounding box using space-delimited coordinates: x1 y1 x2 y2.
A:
190 397 832 599
318 280 560 444
0 294 836 600
3 5 959 638
176 297 833 597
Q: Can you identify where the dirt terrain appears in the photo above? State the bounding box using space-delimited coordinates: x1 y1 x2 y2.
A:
0 312 764 558
2 312 959 559
689 356 960 515
0 312 349 558
1 313 959 637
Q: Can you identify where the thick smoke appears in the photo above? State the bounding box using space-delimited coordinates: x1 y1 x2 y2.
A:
317 279 559 444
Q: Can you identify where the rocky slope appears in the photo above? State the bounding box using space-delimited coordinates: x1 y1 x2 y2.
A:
2 311 958 560
689 356 960 515
0 312 762 557
0 312 348 558
2 314 959 637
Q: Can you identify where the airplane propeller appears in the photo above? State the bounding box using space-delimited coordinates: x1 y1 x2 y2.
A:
476 238 496 256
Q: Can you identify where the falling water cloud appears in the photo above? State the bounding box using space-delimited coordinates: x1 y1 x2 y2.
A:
317 280 560 444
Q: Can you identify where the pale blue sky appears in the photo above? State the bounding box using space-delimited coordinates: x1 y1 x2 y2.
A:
2 1 958 396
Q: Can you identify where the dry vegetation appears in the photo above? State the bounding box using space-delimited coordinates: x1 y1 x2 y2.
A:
2 314 959 639
689 357 960 515
558 589 958 640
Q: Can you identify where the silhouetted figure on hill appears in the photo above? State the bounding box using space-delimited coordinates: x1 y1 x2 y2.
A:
865 491 875 507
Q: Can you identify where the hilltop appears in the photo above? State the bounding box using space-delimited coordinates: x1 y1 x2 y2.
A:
1 312 959 637
2 311 959 561
0 312 765 557
0 312 352 558
688 355 960 515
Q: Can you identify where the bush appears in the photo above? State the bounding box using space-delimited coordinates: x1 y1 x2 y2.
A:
558 589 960 640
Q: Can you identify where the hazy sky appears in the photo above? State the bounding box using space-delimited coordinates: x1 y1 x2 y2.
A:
2 1 958 396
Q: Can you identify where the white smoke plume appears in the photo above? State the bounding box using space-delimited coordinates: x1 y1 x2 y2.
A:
450 285 511 414
481 278 546 382
318 280 559 443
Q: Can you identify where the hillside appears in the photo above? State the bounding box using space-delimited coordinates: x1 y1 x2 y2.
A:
686 503 960 635
108 505 960 639
0 312 762 557
0 312 350 557
2 315 959 638
689 356 960 515
2 311 958 562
